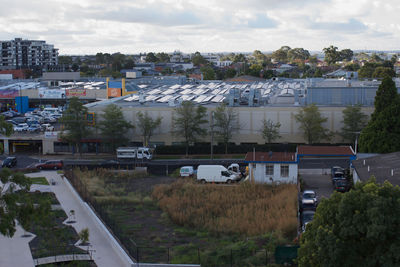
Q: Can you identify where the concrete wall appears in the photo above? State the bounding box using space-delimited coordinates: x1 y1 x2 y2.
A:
90 105 374 145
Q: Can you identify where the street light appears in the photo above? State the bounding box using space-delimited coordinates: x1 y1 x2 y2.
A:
210 111 215 160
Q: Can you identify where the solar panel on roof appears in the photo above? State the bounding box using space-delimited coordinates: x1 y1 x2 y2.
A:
194 95 207 103
162 89 175 95
211 89 221 95
203 95 214 102
211 95 224 102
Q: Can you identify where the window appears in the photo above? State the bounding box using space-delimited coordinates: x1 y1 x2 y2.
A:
281 165 289 177
265 164 274 176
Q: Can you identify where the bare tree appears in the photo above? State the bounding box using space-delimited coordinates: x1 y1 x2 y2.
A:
213 103 240 154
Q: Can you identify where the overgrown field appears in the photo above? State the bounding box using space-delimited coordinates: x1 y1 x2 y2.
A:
68 169 298 266
153 180 298 237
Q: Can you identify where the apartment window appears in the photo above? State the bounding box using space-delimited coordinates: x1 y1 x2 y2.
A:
265 164 274 176
281 165 289 177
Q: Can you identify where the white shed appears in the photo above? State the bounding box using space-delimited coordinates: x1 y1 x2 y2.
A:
244 151 298 184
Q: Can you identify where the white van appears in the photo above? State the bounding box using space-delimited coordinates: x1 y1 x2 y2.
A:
180 166 195 177
42 107 60 115
197 165 241 184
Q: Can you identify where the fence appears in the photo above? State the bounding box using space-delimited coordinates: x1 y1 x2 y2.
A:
64 169 298 266
31 245 94 265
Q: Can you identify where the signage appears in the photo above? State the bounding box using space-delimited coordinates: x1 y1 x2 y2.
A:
66 88 86 97
0 89 19 98
44 131 59 138
108 88 121 98
38 88 66 99
86 112 95 126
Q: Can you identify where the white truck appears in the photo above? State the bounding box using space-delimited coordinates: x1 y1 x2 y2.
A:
197 165 241 184
116 147 153 160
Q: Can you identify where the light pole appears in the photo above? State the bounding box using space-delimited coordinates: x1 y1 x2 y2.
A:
210 111 215 160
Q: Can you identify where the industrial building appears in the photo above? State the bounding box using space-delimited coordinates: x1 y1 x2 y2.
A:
0 76 398 154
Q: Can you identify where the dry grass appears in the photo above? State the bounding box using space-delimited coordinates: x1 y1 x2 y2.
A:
152 180 298 237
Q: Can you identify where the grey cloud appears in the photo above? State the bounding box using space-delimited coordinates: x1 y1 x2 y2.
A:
307 18 368 33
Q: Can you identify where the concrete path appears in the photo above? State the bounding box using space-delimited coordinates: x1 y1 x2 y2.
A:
0 224 35 267
27 171 133 267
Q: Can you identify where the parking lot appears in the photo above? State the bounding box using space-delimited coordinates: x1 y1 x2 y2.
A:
301 174 333 199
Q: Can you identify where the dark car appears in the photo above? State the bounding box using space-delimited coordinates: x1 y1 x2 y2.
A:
2 157 17 168
334 179 350 192
36 160 63 170
300 199 317 212
301 210 315 232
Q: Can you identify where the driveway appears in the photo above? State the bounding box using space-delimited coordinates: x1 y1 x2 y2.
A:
301 174 333 199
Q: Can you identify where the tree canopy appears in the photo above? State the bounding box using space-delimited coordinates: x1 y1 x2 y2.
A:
98 104 133 151
358 77 400 152
0 168 50 237
295 104 331 144
192 52 208 66
340 105 368 144
173 101 208 156
60 97 91 155
298 179 400 267
213 103 239 154
136 111 162 147
200 66 216 80
260 118 281 144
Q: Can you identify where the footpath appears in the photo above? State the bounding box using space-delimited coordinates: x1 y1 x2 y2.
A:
27 171 133 267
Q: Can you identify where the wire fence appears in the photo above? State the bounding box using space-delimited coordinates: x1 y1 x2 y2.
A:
64 169 298 266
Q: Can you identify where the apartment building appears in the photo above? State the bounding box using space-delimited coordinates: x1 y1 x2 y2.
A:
0 38 58 70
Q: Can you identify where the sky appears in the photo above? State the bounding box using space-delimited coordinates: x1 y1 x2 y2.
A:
1 0 400 55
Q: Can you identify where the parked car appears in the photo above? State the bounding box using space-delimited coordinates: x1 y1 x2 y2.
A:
180 166 195 177
41 124 54 131
27 125 41 132
50 113 62 119
300 199 317 212
302 190 317 204
35 160 63 170
6 120 18 126
43 116 57 123
334 180 350 192
2 157 17 168
11 116 27 124
14 123 29 132
301 210 315 232
2 111 15 118
331 166 344 177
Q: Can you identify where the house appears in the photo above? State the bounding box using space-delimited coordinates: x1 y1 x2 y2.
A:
352 152 400 185
244 151 298 184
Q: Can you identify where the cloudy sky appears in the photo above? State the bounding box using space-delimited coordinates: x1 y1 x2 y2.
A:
1 0 399 55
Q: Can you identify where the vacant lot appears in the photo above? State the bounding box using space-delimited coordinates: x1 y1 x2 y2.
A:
68 169 298 266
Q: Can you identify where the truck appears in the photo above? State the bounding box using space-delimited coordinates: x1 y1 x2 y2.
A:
197 165 241 184
116 147 153 160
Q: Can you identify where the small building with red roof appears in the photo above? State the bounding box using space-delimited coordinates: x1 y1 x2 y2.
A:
297 145 355 161
244 151 298 184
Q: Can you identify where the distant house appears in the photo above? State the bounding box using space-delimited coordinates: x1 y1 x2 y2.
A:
352 152 400 185
244 151 298 184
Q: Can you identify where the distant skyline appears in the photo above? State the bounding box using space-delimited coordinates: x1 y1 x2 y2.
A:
1 0 400 55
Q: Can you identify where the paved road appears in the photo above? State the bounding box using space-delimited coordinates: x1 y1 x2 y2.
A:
0 154 40 169
301 174 333 199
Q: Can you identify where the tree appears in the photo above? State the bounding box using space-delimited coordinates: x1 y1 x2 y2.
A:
287 48 310 61
247 64 263 77
260 119 281 144
79 228 90 245
156 52 170 63
358 62 378 78
173 101 208 156
323 45 341 65
60 97 91 155
0 168 50 237
192 52 207 66
298 179 400 267
213 103 239 154
340 105 368 144
145 52 158 63
272 46 291 62
372 66 396 78
200 66 216 80
136 111 162 147
224 68 237 79
98 104 133 152
358 77 400 153
339 48 354 61
0 115 14 137
295 104 331 144
233 53 246 63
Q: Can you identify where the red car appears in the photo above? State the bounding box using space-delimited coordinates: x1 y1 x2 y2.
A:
36 160 63 170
